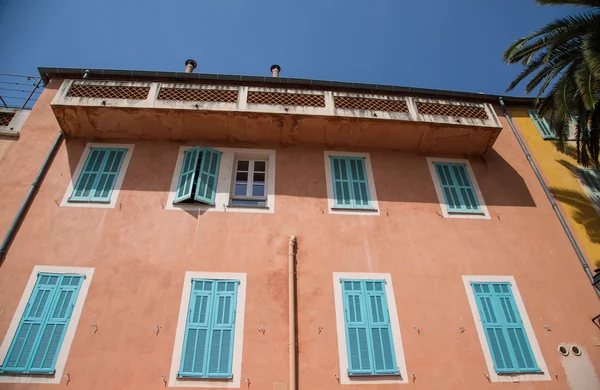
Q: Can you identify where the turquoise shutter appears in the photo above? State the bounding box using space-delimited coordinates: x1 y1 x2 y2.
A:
175 147 200 203
472 283 539 374
70 147 127 203
434 162 481 213
364 281 398 375
90 149 126 202
348 158 371 208
528 110 555 139
331 157 352 207
331 157 371 209
342 280 372 375
206 280 237 378
180 280 213 377
579 169 600 208
29 275 83 373
1 273 83 374
194 147 222 205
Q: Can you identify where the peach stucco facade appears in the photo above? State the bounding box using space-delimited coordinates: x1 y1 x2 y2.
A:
0 75 599 390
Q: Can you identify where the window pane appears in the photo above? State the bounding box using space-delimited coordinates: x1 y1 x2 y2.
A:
252 184 265 197
254 161 266 172
237 161 249 171
234 183 247 196
231 199 266 207
253 172 265 183
236 172 248 181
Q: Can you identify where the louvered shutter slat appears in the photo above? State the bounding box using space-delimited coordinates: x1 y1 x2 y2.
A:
331 157 352 207
90 149 127 202
206 281 237 378
195 147 222 205
175 147 200 203
434 162 481 213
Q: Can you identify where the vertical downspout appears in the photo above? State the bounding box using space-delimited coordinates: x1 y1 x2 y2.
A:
498 97 600 298
288 236 298 390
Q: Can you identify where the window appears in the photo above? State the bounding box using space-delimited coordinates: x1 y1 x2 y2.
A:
175 146 222 205
324 151 379 215
427 158 490 219
578 169 600 211
61 143 134 208
333 273 407 385
231 159 267 207
0 266 94 384
528 110 555 139
169 272 246 388
342 280 399 376
463 276 549 383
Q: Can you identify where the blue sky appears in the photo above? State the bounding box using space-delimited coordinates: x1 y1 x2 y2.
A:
0 0 579 97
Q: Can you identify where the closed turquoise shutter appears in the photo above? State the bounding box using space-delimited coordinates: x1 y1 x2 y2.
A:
90 149 127 202
1 273 83 374
342 280 372 375
434 162 481 213
364 281 398 375
528 110 555 139
179 280 213 377
579 169 600 208
472 283 539 374
206 280 237 378
70 147 127 203
195 147 222 205
29 275 83 373
348 158 371 208
175 147 200 203
331 157 352 207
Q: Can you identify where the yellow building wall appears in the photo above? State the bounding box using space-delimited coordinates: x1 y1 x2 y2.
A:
511 108 600 268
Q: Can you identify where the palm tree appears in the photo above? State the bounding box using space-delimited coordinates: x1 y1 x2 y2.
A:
503 0 600 167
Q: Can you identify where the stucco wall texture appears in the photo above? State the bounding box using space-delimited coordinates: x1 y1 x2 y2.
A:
0 83 599 389
510 109 600 270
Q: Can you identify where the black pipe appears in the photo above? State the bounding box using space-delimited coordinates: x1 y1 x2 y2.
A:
0 131 63 261
498 97 600 299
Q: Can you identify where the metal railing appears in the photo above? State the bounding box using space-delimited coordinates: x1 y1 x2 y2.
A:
0 73 43 110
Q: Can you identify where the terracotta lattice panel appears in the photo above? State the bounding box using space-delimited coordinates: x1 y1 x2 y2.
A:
67 84 150 100
157 87 238 103
247 91 325 107
0 112 14 127
334 96 409 113
416 102 488 119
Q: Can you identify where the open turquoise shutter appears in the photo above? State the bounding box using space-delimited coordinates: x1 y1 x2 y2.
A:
331 157 352 207
70 149 107 201
493 283 539 373
206 280 237 378
364 281 398 375
472 283 539 374
348 158 371 208
579 169 600 208
434 162 481 213
528 110 555 139
194 147 222 205
179 280 213 377
90 149 127 202
1 274 59 373
342 280 372 375
29 275 83 373
175 147 200 203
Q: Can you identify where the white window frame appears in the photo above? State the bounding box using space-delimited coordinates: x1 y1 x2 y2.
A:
332 272 407 385
426 157 490 219
324 151 380 215
60 143 135 208
230 158 268 206
576 168 600 217
166 147 275 214
169 272 247 388
462 275 550 383
0 265 94 384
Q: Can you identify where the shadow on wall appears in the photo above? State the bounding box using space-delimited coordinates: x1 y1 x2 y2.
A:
62 139 537 208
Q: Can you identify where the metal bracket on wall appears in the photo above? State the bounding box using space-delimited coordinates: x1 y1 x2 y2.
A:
592 314 600 329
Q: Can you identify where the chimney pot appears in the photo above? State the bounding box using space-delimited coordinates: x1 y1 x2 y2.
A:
185 59 197 73
270 64 281 78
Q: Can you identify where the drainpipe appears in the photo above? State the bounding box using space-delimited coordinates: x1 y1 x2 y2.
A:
498 97 600 299
288 235 298 390
0 131 64 262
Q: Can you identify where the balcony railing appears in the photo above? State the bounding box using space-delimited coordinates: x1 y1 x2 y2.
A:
52 79 502 129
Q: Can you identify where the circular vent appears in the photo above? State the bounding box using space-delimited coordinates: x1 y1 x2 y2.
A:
571 345 582 356
558 345 569 356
